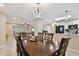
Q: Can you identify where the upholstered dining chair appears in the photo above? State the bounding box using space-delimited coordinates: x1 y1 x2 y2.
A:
46 33 54 43
15 36 30 56
51 38 71 56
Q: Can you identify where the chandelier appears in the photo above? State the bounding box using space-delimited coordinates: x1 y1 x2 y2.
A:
33 3 42 19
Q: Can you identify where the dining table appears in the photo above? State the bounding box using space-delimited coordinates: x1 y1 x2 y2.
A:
22 37 59 56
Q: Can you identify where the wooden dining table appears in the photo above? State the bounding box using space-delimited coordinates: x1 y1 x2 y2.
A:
22 38 59 56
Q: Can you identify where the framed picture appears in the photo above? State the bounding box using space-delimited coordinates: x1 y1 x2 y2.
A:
56 25 64 33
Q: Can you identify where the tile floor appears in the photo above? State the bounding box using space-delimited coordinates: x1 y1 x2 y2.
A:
0 36 17 56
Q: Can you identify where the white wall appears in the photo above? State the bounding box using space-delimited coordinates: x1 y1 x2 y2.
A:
32 19 43 36
43 24 53 33
0 13 6 46
32 19 53 36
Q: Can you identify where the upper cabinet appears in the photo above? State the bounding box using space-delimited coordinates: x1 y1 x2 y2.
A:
55 18 79 35
68 24 78 29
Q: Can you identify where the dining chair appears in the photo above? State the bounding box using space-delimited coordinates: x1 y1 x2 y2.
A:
15 36 21 56
46 33 54 43
27 33 32 36
15 36 30 56
21 32 26 37
21 32 27 41
21 32 31 41
51 38 71 56
26 33 32 41
38 33 43 41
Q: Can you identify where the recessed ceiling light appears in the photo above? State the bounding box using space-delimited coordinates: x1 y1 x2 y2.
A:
0 3 5 7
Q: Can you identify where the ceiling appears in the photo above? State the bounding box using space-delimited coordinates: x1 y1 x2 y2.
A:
0 3 79 23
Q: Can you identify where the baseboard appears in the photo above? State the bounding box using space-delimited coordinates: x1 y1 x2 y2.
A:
66 48 79 56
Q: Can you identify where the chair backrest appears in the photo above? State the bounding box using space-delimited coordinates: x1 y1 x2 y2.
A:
38 33 43 41
21 32 26 37
15 36 21 56
51 38 71 56
16 36 30 56
47 33 54 42
42 33 54 43
26 33 32 36
58 38 71 56
20 32 32 41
